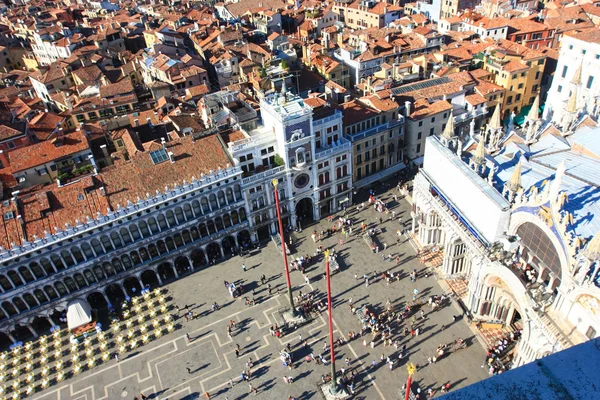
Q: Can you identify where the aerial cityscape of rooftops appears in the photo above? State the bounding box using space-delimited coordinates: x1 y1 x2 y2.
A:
0 0 598 398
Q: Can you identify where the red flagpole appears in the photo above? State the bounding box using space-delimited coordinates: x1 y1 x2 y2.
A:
325 250 339 393
273 179 296 313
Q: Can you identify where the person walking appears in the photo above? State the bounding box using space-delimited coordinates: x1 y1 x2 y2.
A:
242 264 247 272
185 333 191 343
187 367 192 374
248 384 258 395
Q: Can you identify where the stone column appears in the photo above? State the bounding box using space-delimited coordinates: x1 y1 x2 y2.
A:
5 332 17 344
28 325 39 339
441 238 455 276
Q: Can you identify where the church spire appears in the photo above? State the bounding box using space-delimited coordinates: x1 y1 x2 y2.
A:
566 86 578 114
442 111 455 140
473 135 486 166
507 159 522 193
584 231 600 261
571 61 583 86
527 95 540 121
489 104 502 130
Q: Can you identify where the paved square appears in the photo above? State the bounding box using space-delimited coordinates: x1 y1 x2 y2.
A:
32 183 489 400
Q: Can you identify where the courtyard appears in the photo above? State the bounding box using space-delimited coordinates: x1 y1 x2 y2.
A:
31 184 489 400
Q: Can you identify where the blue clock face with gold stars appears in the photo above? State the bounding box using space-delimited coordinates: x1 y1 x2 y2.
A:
294 173 309 189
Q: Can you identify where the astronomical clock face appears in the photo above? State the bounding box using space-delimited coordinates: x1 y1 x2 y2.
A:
294 173 310 189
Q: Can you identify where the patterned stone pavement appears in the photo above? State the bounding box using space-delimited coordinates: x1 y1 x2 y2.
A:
30 181 491 400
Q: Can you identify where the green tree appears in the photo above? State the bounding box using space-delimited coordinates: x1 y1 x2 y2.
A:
281 60 289 70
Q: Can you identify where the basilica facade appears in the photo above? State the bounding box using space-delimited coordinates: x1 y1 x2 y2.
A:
411 106 600 367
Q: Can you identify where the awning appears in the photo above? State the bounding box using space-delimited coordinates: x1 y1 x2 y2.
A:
354 162 407 189
66 299 93 331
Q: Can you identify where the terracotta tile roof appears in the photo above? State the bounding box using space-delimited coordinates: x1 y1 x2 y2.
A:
342 100 380 126
564 27 600 44
409 98 452 119
465 93 487 106
0 123 25 141
219 129 247 144
8 130 90 172
100 135 232 208
28 112 66 141
99 78 134 98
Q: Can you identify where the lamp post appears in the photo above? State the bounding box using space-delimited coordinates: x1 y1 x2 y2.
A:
405 362 416 400
272 179 297 316
324 250 340 394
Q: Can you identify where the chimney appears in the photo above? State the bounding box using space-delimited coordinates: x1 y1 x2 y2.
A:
100 144 109 157
404 101 411 117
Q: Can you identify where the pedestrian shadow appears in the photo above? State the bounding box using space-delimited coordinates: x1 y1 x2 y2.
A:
180 392 200 400
254 354 271 365
192 330 212 341
298 390 316 399
147 388 168 399
253 365 270 378
450 377 468 389
192 363 210 373
295 369 313 381
259 377 276 391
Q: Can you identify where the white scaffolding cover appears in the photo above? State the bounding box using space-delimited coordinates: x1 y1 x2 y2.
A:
66 299 93 330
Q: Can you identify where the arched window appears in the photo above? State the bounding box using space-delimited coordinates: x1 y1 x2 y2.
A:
226 188 234 203
120 228 132 245
239 208 247 221
7 271 23 287
64 277 77 292
215 217 224 231
207 221 216 235
218 191 226 206
165 237 176 251
81 242 95 258
84 270 96 284
74 274 86 288
130 225 141 241
23 293 38 309
157 214 168 230
201 197 210 213
104 263 115 276
110 231 123 249
296 147 305 164
71 247 85 263
209 194 218 210
44 286 58 300
183 204 194 220
174 234 184 247
223 214 232 228
190 227 200 241
182 230 192 244
61 250 75 267
40 258 54 275
34 289 48 304
166 210 176 226
192 200 201 215
93 266 105 280
138 220 150 237
234 184 242 199
146 218 158 234
199 224 209 237
0 275 11 291
13 297 28 312
50 254 65 270
113 259 125 273
100 235 113 252
54 282 68 296
175 207 185 223
91 239 104 254
231 210 240 225
30 263 45 279
19 267 35 283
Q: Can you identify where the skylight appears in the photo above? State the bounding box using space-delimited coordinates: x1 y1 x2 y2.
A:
150 148 169 165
